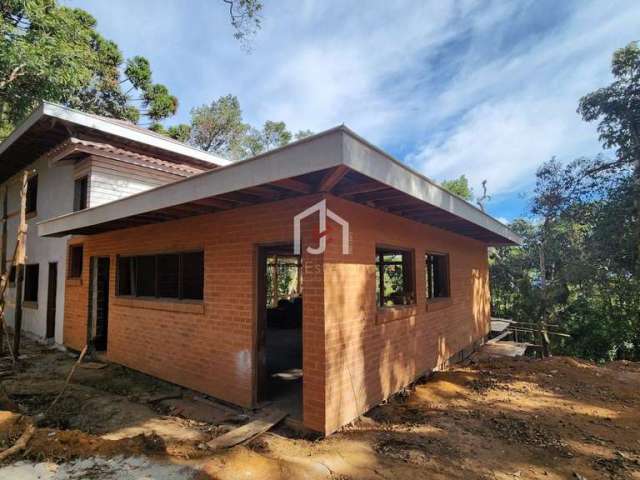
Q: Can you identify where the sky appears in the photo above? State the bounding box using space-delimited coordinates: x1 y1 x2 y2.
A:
64 0 640 222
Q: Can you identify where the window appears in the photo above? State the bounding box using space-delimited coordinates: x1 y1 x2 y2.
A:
23 264 39 303
375 247 415 307
426 253 450 300
117 251 204 300
26 175 38 214
8 266 16 286
117 257 134 296
73 176 88 211
69 245 83 278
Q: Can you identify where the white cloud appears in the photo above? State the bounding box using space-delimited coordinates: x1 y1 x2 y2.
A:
407 0 639 195
66 0 640 200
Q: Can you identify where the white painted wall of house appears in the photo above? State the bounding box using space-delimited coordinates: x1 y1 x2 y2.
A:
3 156 74 345
2 156 165 345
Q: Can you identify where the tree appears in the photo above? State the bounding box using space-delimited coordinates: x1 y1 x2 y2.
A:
223 0 263 49
242 120 292 156
0 0 179 138
490 156 639 361
189 95 248 159
294 129 314 140
578 41 640 272
149 122 191 142
441 175 473 201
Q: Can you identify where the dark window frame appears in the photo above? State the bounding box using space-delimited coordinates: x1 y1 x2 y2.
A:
68 245 84 278
23 263 39 303
375 246 415 307
73 176 89 211
25 175 38 215
117 250 204 301
425 252 450 301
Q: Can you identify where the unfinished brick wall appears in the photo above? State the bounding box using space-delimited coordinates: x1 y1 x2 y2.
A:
322 195 490 433
63 192 491 435
62 195 327 431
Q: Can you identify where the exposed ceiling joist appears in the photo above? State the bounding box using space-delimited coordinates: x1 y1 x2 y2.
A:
335 181 388 196
317 165 349 192
271 178 313 194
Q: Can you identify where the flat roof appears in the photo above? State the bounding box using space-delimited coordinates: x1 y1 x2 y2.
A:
37 126 521 246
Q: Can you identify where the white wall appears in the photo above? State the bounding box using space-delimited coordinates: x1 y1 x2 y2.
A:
2 153 175 345
89 168 167 207
3 156 75 344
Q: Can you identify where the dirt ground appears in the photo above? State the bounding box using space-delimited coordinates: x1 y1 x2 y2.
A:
0 339 639 479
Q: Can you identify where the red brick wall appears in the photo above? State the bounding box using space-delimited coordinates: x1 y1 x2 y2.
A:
62 195 327 431
63 193 491 435
321 195 490 433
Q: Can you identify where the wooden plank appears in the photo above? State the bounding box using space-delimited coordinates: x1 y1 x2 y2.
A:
483 341 529 358
206 409 287 451
487 330 512 344
271 178 312 194
490 319 512 333
335 181 387 196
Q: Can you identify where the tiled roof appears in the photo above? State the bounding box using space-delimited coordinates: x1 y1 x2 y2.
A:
59 138 206 177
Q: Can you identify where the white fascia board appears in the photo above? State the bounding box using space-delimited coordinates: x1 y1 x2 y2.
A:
0 103 46 158
40 103 230 167
38 125 522 245
38 129 344 237
340 128 522 245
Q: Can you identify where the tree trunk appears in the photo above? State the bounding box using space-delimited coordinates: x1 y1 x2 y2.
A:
538 243 552 358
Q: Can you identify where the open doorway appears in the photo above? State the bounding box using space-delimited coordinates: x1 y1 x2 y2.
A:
89 257 110 352
257 245 302 418
46 262 57 340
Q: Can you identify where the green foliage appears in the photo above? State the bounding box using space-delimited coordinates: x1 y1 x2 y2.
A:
168 94 307 160
294 129 314 140
491 158 639 361
578 41 640 271
149 122 191 142
189 95 249 159
578 41 640 165
0 0 178 138
441 175 473 201
491 43 640 362
224 0 263 49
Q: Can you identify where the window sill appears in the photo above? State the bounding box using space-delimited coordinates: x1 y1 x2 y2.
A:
426 298 453 312
376 304 417 324
23 301 38 309
67 277 82 286
113 296 204 314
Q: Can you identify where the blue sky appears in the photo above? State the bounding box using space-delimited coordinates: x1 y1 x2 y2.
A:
64 0 639 222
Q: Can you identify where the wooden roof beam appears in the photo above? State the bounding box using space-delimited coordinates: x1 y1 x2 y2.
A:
335 181 388 197
317 165 349 192
271 178 313 194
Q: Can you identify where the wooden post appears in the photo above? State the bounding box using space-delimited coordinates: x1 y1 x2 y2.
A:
1 187 7 276
13 172 28 359
0 187 6 356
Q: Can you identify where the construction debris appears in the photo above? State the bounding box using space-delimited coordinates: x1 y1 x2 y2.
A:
206 409 287 451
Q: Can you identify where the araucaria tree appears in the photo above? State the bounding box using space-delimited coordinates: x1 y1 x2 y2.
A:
0 0 179 138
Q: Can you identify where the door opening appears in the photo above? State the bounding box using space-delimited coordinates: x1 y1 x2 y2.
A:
90 257 110 351
46 262 57 339
257 245 303 419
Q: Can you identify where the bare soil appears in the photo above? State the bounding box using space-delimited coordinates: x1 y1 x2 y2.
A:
0 339 639 479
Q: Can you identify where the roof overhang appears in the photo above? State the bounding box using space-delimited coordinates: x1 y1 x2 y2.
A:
0 102 228 182
38 126 522 246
